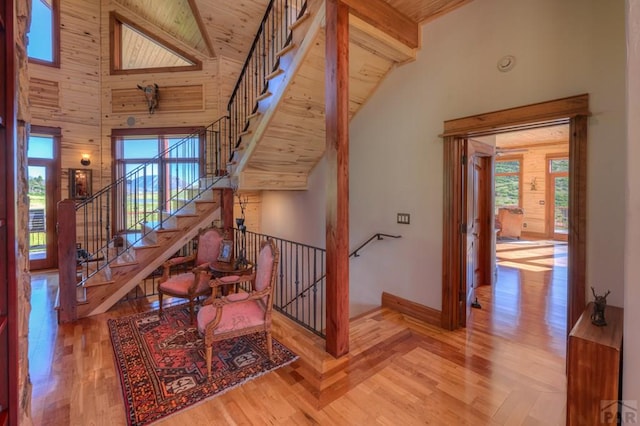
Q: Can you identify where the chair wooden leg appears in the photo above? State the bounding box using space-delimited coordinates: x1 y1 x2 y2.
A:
158 292 164 315
206 344 212 379
189 299 195 324
266 332 273 361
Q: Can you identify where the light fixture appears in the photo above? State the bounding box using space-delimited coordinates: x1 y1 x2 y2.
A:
81 154 91 166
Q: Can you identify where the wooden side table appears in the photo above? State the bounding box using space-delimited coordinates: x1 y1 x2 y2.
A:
567 302 623 425
209 260 253 295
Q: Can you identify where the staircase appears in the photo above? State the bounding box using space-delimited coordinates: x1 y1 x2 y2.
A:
60 0 418 320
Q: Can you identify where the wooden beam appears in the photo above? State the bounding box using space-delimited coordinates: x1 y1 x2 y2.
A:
325 0 350 358
443 94 590 137
187 0 216 58
341 0 419 49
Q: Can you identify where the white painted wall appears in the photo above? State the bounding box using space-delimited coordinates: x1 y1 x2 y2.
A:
262 0 627 317
624 0 640 408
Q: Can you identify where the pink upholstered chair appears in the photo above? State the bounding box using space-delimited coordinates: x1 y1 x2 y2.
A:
157 227 224 323
197 238 279 378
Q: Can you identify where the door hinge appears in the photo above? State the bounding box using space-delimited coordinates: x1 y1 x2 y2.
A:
460 222 467 234
461 154 467 165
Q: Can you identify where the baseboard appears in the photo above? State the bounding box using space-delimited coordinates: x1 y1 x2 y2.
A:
381 292 441 327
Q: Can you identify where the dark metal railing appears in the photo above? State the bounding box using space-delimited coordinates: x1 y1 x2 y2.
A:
230 230 401 337
74 117 230 284
227 0 307 153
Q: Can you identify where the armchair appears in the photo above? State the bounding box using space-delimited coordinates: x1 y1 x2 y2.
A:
157 227 224 323
197 239 279 379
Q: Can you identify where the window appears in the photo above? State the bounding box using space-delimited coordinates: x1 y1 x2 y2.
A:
110 12 202 75
112 128 204 233
495 157 522 209
27 0 60 67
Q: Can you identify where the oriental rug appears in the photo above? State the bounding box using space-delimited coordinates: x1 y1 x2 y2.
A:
108 304 298 425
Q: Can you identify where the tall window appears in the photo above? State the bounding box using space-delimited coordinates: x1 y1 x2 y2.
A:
27 0 60 67
112 128 203 233
495 157 522 209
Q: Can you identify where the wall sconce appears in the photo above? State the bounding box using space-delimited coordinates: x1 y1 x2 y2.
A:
80 154 91 166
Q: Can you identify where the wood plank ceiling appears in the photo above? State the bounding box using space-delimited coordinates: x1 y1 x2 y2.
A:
115 0 472 64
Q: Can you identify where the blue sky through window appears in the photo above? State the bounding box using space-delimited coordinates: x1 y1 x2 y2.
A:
28 135 54 159
27 0 54 62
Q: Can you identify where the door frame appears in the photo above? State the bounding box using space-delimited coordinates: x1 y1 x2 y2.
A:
441 94 589 332
28 125 61 270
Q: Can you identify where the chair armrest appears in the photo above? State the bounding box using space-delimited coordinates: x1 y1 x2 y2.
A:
210 273 256 289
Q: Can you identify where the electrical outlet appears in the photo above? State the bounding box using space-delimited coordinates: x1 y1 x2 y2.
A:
397 213 410 224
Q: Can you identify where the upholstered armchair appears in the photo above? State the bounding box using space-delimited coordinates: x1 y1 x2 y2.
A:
197 239 279 379
157 227 224 323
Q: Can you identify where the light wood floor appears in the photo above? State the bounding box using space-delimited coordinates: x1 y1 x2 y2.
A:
28 241 567 425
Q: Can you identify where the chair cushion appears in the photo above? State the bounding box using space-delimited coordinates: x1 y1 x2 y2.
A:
195 229 223 266
197 300 265 335
159 272 210 295
219 275 240 283
255 246 274 293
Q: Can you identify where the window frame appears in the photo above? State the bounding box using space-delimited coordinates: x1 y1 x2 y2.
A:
109 12 202 75
494 155 523 209
111 127 205 233
28 0 61 68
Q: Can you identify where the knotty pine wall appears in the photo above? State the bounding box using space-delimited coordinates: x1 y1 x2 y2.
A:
27 0 261 255
512 143 569 237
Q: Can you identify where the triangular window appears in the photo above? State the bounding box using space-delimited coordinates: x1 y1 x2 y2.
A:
110 12 202 74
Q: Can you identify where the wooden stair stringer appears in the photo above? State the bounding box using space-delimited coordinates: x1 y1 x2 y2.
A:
77 204 221 318
232 2 326 179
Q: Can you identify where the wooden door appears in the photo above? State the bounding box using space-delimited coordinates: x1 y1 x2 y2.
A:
461 140 493 326
546 155 569 242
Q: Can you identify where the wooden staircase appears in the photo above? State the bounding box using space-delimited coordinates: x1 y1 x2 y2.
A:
231 0 417 190
72 186 224 318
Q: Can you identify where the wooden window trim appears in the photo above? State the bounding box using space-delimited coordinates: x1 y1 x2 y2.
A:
495 155 523 208
109 12 202 75
28 0 60 68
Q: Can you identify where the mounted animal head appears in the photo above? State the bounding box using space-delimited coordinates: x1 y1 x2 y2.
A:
137 83 159 114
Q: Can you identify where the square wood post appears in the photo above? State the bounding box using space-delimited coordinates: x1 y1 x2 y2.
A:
325 0 349 357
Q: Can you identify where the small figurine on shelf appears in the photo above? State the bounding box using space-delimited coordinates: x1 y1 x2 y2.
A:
591 287 611 326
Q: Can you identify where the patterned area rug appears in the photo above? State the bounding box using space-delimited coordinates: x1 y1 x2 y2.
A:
108 304 298 425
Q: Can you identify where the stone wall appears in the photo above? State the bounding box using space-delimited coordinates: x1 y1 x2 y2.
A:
16 0 33 424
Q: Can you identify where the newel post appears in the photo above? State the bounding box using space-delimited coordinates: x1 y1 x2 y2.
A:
57 199 77 323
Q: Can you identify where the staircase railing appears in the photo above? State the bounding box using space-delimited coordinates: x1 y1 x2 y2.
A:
227 0 308 153
233 230 401 337
74 116 230 283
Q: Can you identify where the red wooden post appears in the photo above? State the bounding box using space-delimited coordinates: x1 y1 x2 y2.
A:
325 0 350 357
57 200 77 323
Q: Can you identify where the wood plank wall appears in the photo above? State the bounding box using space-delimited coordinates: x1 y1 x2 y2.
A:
514 143 568 237
27 0 260 262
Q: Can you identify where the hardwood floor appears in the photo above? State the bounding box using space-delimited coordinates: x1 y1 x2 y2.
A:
28 241 567 425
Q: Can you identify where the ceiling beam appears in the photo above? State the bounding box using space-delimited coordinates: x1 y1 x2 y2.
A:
187 0 216 58
341 0 419 49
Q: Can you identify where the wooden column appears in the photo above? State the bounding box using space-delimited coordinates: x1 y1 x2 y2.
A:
57 200 78 323
325 0 349 357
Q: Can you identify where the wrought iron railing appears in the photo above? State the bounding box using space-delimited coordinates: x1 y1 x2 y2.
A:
227 0 308 152
231 230 402 337
74 117 230 283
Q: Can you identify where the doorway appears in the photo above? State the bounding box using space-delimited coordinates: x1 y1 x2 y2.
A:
546 155 569 241
441 94 588 333
27 126 61 270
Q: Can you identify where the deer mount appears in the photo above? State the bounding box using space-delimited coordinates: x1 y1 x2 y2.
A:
137 83 159 114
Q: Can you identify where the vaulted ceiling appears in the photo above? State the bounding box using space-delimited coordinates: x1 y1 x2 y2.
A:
114 0 472 65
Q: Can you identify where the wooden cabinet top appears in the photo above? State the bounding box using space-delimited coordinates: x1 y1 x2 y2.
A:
569 302 623 350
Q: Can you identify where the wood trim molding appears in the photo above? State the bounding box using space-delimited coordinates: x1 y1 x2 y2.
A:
443 94 589 137
441 94 589 335
382 292 442 327
341 0 419 48
187 0 216 58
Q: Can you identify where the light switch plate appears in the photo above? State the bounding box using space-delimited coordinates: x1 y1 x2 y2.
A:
397 213 410 224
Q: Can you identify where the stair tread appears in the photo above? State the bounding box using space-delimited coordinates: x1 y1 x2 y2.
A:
266 68 284 81
256 92 272 102
83 279 116 288
290 12 310 30
276 43 295 58
110 261 139 268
